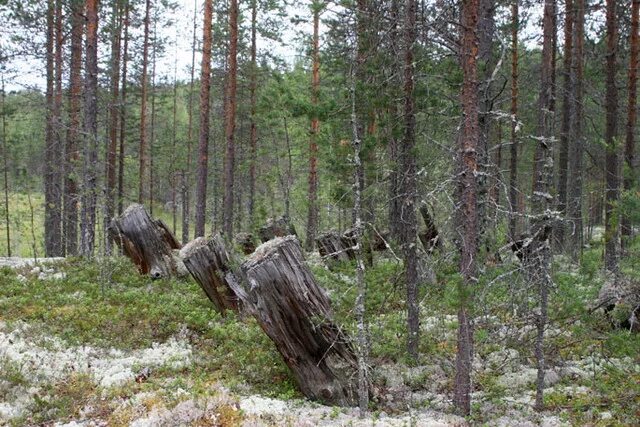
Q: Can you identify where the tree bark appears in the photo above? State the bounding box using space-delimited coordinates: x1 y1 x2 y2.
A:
529 0 556 412
622 0 640 245
567 0 585 260
108 204 181 279
182 234 239 314
454 0 480 416
194 0 213 237
138 0 151 205
64 0 84 256
248 0 258 228
182 0 198 244
306 3 321 252
230 236 362 407
106 0 122 254
222 0 239 237
401 0 419 362
1 74 10 257
556 0 573 250
418 205 442 253
80 0 99 257
604 0 619 272
44 0 63 257
118 1 130 216
316 230 356 263
508 0 519 241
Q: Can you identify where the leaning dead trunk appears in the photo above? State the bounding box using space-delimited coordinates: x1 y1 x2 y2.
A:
230 236 362 406
181 234 239 314
108 204 181 279
419 205 442 253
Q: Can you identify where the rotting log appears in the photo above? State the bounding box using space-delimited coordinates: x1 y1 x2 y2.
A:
419 205 442 253
234 232 256 255
181 234 239 314
229 236 363 406
258 216 296 243
316 230 355 262
108 203 181 279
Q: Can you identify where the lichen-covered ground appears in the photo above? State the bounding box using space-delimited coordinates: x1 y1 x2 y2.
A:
0 242 638 426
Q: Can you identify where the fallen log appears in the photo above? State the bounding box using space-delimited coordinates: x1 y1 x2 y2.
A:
108 204 181 279
258 216 297 243
181 234 239 314
230 236 362 406
316 231 355 262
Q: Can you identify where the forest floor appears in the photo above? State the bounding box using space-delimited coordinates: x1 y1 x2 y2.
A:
0 236 639 426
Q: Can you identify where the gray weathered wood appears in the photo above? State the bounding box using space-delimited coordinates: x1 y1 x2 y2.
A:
316 230 355 262
258 216 296 243
107 203 181 279
230 236 362 406
181 234 239 314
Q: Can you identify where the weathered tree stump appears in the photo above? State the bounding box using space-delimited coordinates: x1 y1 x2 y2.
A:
181 234 239 314
258 216 297 243
108 204 181 279
419 205 442 253
316 231 355 262
230 236 362 406
234 232 256 255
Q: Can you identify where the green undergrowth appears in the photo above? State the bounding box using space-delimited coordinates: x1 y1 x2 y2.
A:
0 238 639 424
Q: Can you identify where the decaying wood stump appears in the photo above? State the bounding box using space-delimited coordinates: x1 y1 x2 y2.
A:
258 216 297 243
181 234 239 314
316 231 355 262
108 204 181 279
234 232 256 255
230 236 362 406
419 205 442 253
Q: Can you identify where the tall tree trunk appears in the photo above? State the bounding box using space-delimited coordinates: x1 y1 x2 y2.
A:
530 0 556 412
138 0 151 205
401 0 419 361
453 0 479 416
182 0 198 244
604 0 619 272
350 20 369 415
1 74 10 257
223 0 239 237
556 0 573 250
148 12 157 215
622 0 639 245
106 0 122 254
80 0 99 257
64 0 84 256
508 0 519 241
248 0 258 229
118 1 130 216
306 2 321 251
194 0 213 237
171 31 179 235
567 0 585 259
388 0 401 243
44 0 62 257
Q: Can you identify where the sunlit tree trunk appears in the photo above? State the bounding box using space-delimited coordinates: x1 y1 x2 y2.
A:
118 1 130 216
64 0 84 256
80 0 99 257
138 0 151 205
223 0 239 237
194 0 213 237
182 0 197 244
106 0 122 254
